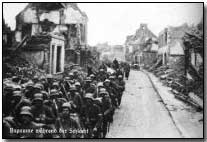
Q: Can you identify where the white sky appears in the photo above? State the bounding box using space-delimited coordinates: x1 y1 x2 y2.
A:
3 3 203 46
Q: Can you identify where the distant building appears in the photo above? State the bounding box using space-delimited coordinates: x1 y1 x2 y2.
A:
158 23 190 68
125 23 158 65
112 45 125 61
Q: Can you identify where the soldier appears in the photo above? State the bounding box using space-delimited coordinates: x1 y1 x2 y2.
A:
124 63 130 80
87 65 94 76
32 83 44 97
15 107 40 138
83 77 92 92
62 76 71 92
24 81 34 100
59 102 81 138
96 69 108 82
31 93 55 125
113 58 119 70
82 93 102 138
75 82 84 98
33 75 39 84
90 74 97 85
51 82 63 98
68 86 83 114
116 75 125 106
99 62 107 72
48 89 63 115
14 98 32 119
98 89 113 138
68 72 75 83
46 74 53 92
103 79 118 109
116 68 124 78
3 85 15 116
96 82 104 97
10 91 23 116
85 83 97 97
73 70 83 84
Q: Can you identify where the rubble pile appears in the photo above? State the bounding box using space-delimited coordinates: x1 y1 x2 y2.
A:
146 57 203 110
3 52 47 80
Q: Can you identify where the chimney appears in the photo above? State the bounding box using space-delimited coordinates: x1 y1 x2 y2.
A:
140 23 148 30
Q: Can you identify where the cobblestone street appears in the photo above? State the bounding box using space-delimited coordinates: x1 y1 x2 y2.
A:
106 70 182 138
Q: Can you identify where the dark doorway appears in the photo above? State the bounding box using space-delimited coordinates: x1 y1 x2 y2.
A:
51 45 55 74
56 46 62 73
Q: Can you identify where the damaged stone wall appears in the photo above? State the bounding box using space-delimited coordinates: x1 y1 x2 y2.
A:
142 52 157 66
168 55 185 70
65 49 77 65
21 51 45 67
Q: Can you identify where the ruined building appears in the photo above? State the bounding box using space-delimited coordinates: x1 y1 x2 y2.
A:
158 24 190 67
125 23 158 65
14 3 88 74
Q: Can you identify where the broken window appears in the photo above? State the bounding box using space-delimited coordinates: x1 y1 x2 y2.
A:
69 24 77 37
22 24 32 38
40 19 55 33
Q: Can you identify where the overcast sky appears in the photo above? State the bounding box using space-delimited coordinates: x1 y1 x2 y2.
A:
3 3 203 46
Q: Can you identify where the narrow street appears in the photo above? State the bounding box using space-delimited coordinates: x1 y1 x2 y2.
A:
106 70 182 138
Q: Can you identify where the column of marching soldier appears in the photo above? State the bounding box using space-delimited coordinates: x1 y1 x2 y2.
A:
3 61 131 138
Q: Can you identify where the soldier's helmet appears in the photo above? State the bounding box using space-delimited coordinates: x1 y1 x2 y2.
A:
41 91 49 100
21 106 32 112
70 85 77 92
13 85 21 91
109 75 115 80
52 82 59 88
46 74 53 79
90 74 95 78
19 107 33 118
118 75 123 79
64 76 70 81
99 88 108 96
33 93 44 102
91 83 96 88
69 72 74 77
34 83 44 90
85 93 94 100
33 75 39 82
25 81 34 89
50 89 59 98
99 88 106 92
75 82 81 87
62 102 72 110
33 75 39 80
97 82 104 88
73 70 78 74
104 79 110 83
12 76 19 83
85 77 91 82
19 98 32 107
12 90 22 98
3 85 14 92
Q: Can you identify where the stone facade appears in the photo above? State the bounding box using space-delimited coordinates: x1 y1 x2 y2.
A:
158 24 189 66
125 23 158 65
14 3 88 74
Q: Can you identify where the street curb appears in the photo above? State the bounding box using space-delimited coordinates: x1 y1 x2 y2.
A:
142 70 186 138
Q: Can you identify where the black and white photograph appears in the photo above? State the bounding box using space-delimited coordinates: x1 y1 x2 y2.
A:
2 2 204 139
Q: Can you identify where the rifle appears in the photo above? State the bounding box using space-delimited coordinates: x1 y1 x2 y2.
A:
60 83 69 101
53 99 66 138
